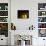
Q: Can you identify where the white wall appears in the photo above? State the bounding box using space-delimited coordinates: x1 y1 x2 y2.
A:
11 0 46 46
11 0 38 30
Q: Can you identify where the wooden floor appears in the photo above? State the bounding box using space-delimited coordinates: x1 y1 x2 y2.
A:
0 45 8 46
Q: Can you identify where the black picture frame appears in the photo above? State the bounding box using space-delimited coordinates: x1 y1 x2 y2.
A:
17 10 29 19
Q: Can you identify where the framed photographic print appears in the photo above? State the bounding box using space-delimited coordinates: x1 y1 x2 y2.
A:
17 10 29 19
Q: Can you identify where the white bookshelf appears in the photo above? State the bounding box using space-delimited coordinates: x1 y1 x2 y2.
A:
38 3 46 37
0 3 8 38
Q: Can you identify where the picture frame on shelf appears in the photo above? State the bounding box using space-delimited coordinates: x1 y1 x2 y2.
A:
0 3 8 10
38 23 46 28
0 17 8 22
0 11 8 16
38 3 46 10
38 11 46 16
38 29 46 37
38 17 46 22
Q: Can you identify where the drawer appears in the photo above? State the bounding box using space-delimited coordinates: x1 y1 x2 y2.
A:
0 37 8 45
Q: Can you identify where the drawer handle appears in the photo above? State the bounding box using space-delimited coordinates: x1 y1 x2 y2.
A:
1 39 3 40
43 39 45 40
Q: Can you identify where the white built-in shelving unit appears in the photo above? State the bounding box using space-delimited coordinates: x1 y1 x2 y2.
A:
38 3 46 37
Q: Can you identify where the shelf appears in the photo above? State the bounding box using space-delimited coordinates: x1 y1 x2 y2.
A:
38 22 46 23
0 22 8 23
0 10 8 11
38 28 46 29
38 10 46 11
38 15 46 17
0 16 8 17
